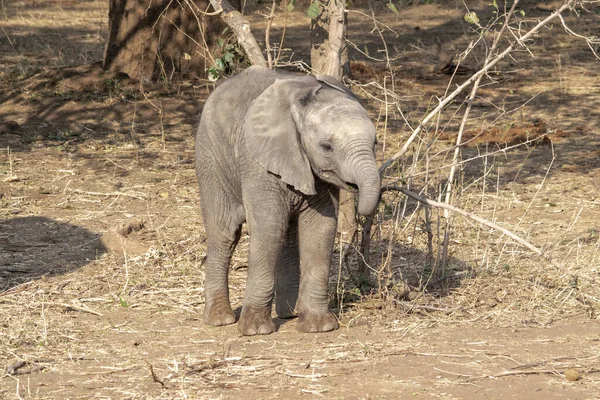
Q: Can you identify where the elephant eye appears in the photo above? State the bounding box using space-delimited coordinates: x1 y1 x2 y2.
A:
320 142 333 152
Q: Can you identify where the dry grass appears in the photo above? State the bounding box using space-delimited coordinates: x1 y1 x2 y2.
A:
1 0 600 398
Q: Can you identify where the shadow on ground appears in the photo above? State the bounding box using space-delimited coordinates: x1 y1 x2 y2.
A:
0 216 106 291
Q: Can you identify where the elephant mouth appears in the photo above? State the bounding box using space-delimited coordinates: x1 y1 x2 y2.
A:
320 171 359 193
343 182 359 193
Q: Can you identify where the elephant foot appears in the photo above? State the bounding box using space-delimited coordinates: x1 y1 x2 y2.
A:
203 299 236 326
238 307 277 335
297 311 339 333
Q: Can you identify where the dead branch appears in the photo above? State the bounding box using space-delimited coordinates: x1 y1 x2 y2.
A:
382 185 562 269
379 0 576 175
209 0 267 67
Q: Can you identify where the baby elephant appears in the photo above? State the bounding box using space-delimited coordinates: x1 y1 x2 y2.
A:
196 65 380 335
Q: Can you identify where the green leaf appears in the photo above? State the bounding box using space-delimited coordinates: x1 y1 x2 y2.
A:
208 67 219 81
215 58 225 70
386 2 398 14
464 11 480 24
119 297 129 308
287 0 296 11
217 38 224 49
223 52 234 64
307 2 321 20
519 9 526 16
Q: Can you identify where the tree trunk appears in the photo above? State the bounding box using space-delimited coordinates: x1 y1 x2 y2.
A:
103 0 241 81
310 0 349 76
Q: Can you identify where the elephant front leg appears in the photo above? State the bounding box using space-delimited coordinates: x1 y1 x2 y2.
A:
239 205 290 335
296 202 339 333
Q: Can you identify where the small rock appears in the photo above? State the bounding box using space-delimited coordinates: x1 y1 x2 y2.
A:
564 369 580 381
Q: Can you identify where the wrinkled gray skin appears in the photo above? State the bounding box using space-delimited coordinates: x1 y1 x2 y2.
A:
196 65 380 335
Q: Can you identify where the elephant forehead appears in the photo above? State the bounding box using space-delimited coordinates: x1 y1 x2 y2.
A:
306 100 371 125
331 119 376 139
314 96 364 113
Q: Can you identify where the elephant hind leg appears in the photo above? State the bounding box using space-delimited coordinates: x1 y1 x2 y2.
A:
202 202 245 327
275 217 300 319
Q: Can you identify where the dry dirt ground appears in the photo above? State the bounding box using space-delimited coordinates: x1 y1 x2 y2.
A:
1 0 600 398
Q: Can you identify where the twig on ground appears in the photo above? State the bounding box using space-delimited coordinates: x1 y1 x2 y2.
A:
68 188 147 200
146 361 167 388
47 302 103 316
5 360 28 375
284 370 328 379
395 301 461 315
0 280 36 297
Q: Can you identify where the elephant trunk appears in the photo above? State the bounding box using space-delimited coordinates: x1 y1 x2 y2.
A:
343 149 381 216
356 166 381 216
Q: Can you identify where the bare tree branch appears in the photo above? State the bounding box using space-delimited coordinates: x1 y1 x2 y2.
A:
443 0 520 213
379 0 576 175
382 185 563 269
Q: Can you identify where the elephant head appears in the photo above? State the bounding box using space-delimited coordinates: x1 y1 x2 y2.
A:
242 75 381 216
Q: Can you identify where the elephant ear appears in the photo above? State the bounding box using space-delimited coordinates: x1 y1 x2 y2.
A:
243 78 321 195
315 75 353 95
